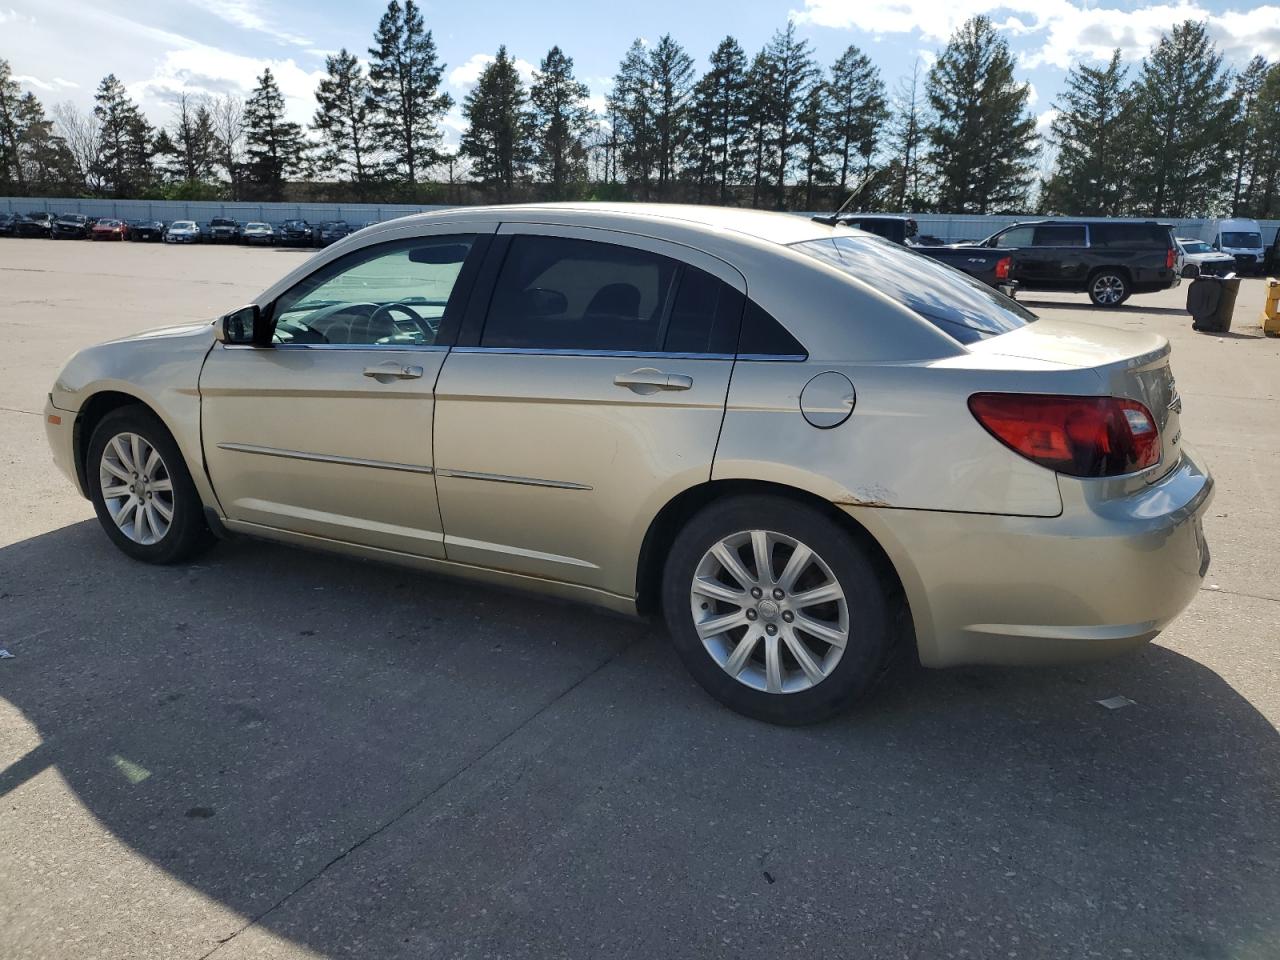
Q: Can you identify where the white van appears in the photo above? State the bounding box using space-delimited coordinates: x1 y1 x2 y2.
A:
1200 218 1266 274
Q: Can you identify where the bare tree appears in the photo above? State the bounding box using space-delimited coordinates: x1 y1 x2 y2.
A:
210 93 246 199
52 100 102 194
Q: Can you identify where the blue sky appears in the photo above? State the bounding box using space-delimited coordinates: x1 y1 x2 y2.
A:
3 0 1278 159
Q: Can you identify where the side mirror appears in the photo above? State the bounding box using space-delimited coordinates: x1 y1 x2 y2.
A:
215 304 264 345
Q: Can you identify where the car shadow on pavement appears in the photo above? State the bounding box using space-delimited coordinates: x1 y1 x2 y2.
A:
2 521 1278 958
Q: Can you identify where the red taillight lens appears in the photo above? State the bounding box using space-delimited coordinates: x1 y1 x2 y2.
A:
968 393 1161 477
995 256 1011 280
1166 246 1176 269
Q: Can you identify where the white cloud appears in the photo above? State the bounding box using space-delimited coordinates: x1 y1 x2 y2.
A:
1036 108 1058 133
185 0 312 48
127 45 325 127
14 75 78 92
792 0 1280 69
1025 81 1038 107
0 7 35 24
447 52 537 92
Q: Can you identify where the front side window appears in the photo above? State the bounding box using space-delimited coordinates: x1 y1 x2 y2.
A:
481 235 739 354
792 234 1037 345
990 226 1034 248
270 236 475 347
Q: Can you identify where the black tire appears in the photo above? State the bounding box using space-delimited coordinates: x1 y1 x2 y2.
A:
86 405 215 564
1088 269 1131 307
661 495 895 725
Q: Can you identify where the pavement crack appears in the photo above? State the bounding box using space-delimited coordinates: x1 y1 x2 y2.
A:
0 405 42 417
1201 585 1280 604
195 634 637 959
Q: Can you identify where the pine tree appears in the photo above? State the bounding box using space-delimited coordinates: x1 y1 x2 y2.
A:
13 91 75 193
1129 21 1233 217
313 48 377 188
925 16 1038 214
827 44 886 194
529 46 593 199
1228 55 1269 216
762 22 819 209
887 59 928 210
610 39 657 199
0 59 27 191
459 46 533 201
93 74 154 197
167 93 217 184
1253 64 1280 218
797 81 834 211
744 51 773 208
689 36 749 204
244 68 306 200
367 0 451 184
648 34 695 197
1039 50 1132 216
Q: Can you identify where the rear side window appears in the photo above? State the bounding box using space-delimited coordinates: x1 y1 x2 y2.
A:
482 235 741 355
1090 223 1171 248
792 234 1037 345
738 301 806 357
1032 225 1086 247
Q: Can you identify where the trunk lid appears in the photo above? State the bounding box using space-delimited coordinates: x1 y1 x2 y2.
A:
967 317 1183 483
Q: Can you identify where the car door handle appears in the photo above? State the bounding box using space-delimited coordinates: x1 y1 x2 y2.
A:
363 363 423 381
614 369 693 393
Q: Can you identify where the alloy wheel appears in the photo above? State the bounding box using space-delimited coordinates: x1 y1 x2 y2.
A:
689 529 849 694
1092 274 1125 305
99 432 175 545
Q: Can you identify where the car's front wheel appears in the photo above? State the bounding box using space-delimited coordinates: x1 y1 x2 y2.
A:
1088 270 1131 307
87 406 214 564
662 496 895 724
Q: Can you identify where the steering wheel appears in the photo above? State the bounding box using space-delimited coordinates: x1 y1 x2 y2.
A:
371 302 436 341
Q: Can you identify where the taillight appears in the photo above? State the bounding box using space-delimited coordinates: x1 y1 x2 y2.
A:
968 393 1161 478
1166 246 1176 269
995 256 1011 280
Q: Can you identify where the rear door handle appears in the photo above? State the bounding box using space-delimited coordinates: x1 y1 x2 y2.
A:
614 368 694 393
363 362 423 381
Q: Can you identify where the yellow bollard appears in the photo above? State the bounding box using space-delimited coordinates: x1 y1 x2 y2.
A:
1264 279 1280 337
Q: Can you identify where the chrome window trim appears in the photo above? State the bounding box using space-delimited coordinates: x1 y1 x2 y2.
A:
216 442 434 474
451 346 735 361
435 468 592 491
272 342 449 352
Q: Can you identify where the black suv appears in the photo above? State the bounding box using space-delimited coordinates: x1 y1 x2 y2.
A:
51 213 91 239
276 219 314 246
958 220 1180 306
207 217 240 243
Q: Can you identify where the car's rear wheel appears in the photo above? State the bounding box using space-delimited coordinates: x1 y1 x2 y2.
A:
87 406 214 564
1088 270 1131 307
662 496 894 724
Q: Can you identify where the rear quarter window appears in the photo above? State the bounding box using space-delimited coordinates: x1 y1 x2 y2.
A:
1090 223 1172 248
792 235 1036 345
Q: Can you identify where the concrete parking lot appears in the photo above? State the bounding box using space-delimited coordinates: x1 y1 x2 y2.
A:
1 239 1278 959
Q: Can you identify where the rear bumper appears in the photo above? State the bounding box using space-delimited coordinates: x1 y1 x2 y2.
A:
842 446 1214 667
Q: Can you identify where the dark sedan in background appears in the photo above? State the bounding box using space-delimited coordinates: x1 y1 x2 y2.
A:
275 219 314 246
318 220 352 246
129 220 166 242
13 212 53 237
51 214 91 239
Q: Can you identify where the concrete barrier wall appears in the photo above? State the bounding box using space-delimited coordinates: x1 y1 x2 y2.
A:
2 196 1276 246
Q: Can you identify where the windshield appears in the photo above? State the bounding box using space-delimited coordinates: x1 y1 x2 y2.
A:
246 222 269 229
791 234 1037 344
172 221 195 229
1221 232 1263 248
211 219 234 226
1180 240 1211 254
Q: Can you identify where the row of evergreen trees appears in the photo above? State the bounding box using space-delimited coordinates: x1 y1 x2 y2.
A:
1 6 1278 218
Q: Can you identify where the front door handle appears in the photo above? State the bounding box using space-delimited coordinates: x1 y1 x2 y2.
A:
363 362 423 382
614 368 694 394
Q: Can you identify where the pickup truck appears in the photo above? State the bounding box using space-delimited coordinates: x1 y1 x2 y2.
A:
814 213 1016 296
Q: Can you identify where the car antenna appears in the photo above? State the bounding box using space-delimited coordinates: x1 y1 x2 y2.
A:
811 177 869 226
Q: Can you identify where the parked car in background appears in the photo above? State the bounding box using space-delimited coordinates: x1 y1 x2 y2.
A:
318 220 352 246
15 212 53 237
165 221 201 244
276 219 314 246
42 203 1212 724
955 220 1180 306
207 217 240 243
1177 237 1236 277
240 222 275 246
51 213 91 240
1198 217 1266 275
129 220 166 242
91 218 131 241
1266 231 1279 275
0 213 15 236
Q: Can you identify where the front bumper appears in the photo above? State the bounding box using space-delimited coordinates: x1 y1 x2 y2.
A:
842 446 1214 667
44 395 83 496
